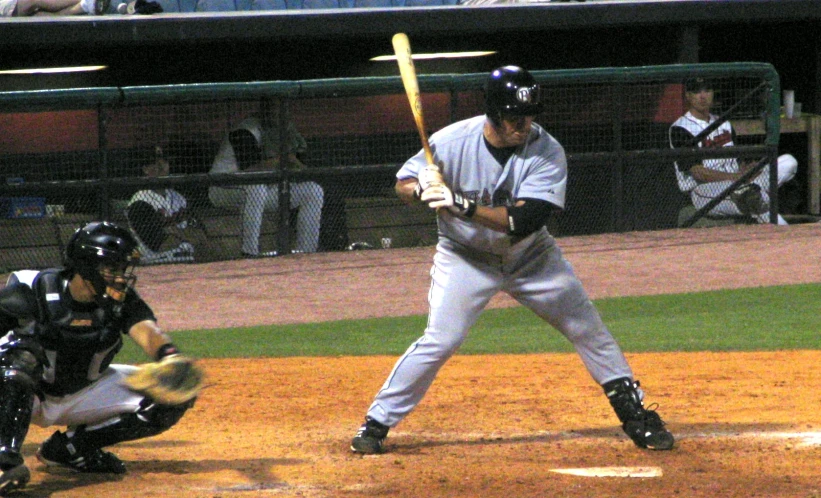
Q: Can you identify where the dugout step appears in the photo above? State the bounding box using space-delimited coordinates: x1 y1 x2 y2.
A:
677 205 755 228
344 196 437 249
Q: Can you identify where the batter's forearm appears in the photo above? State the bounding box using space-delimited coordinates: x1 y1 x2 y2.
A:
470 205 510 233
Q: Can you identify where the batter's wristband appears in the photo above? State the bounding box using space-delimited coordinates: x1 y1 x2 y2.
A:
413 183 423 201
156 343 180 361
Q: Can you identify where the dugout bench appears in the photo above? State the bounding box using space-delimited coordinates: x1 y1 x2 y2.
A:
344 196 437 250
193 195 437 257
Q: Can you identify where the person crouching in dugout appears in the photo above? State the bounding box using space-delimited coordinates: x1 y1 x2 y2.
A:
0 221 196 495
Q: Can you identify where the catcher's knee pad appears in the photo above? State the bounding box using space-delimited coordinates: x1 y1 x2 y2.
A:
138 396 196 431
0 341 45 393
602 377 644 424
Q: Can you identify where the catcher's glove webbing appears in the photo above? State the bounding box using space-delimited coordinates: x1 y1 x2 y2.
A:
124 354 204 405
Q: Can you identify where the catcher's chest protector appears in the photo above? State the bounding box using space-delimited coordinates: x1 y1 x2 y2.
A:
28 271 123 394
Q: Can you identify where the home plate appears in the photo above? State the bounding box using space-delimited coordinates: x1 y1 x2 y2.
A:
549 466 663 478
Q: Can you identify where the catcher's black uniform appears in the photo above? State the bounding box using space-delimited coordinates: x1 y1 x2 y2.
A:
0 269 192 481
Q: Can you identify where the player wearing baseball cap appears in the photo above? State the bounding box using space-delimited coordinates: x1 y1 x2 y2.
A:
670 76 797 224
351 66 675 455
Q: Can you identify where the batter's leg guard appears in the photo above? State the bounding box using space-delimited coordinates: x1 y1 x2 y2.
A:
351 417 390 454
602 377 674 451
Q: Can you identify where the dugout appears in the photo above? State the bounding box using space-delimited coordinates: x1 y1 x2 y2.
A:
0 62 782 271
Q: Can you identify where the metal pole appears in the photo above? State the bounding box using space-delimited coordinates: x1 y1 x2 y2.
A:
611 82 624 232
276 97 292 255
98 104 110 220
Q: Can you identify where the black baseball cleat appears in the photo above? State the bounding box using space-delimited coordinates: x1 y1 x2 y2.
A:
621 403 675 450
351 417 390 454
730 183 767 216
603 378 675 451
0 464 30 495
37 431 127 474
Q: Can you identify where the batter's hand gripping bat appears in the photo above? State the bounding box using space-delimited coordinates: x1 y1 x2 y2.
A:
392 33 444 188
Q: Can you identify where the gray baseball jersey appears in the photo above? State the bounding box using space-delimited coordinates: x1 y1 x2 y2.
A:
365 115 635 427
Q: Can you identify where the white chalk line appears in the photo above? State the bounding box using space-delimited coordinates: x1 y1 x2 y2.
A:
388 429 821 447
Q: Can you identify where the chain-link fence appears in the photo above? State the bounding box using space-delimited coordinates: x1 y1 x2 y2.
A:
0 63 781 271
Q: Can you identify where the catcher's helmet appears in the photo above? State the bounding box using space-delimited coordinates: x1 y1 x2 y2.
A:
65 221 140 304
485 66 543 122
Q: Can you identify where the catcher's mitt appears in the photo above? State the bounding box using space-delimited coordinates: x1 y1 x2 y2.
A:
124 355 204 405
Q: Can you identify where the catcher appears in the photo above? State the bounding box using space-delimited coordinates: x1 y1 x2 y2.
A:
0 221 203 495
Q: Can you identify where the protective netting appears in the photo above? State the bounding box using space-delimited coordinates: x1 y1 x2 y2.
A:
0 65 778 270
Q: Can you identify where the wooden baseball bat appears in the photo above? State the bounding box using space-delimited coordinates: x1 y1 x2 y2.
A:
392 33 443 184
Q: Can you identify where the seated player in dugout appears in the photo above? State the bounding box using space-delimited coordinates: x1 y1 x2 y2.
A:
209 101 324 256
668 77 797 224
127 145 219 264
350 66 675 455
126 146 195 263
0 222 197 495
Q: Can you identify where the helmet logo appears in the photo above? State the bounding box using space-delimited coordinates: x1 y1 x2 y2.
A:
517 87 533 104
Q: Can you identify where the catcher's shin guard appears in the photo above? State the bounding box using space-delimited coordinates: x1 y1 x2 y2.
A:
42 398 195 462
0 347 42 468
602 378 674 450
37 397 194 474
65 397 195 451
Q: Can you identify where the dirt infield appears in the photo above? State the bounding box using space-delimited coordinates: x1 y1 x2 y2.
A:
16 223 821 497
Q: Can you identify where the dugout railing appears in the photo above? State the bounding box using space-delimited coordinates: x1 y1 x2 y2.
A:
0 62 781 271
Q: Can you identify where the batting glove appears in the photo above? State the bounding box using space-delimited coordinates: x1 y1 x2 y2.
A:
420 185 476 218
417 164 444 191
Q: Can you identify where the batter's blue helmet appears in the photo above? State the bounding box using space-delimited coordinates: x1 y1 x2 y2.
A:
485 66 543 120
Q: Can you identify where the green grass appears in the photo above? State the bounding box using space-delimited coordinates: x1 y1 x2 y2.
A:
117 283 821 363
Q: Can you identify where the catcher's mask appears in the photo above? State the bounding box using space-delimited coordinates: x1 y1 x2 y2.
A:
64 221 140 305
485 65 543 126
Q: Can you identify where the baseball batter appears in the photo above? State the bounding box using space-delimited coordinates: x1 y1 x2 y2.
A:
0 222 196 495
351 66 674 454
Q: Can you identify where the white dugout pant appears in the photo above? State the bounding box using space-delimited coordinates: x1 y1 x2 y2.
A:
210 182 324 254
366 232 633 427
691 154 798 225
32 365 144 429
